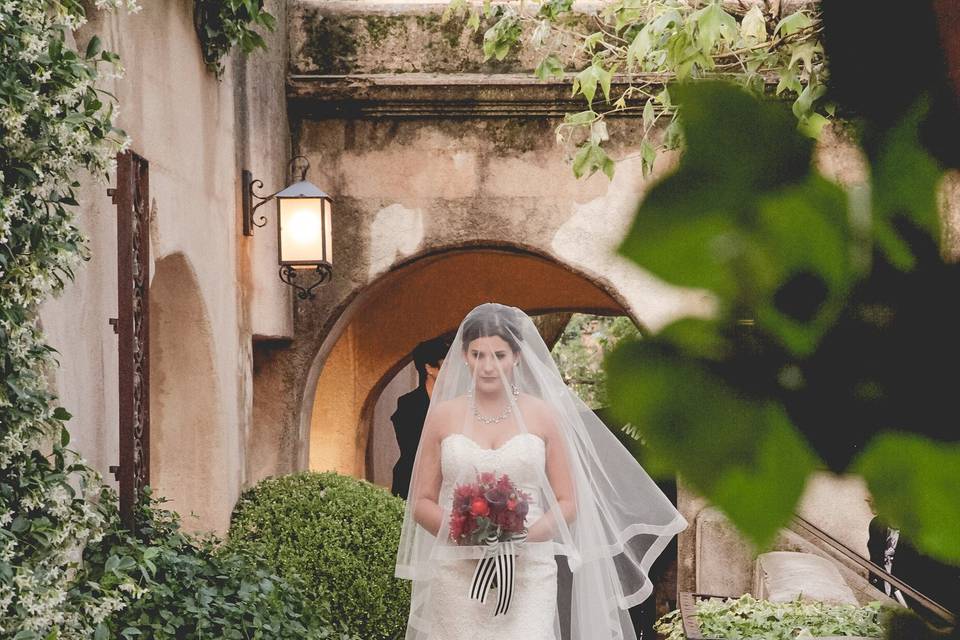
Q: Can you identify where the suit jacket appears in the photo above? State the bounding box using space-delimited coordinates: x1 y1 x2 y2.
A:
390 385 430 499
868 516 959 612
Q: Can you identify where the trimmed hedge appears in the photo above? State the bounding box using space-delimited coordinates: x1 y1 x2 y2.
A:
225 472 410 640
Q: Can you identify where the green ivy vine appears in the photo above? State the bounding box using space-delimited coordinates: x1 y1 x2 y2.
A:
655 595 887 640
0 0 134 632
193 0 277 78
0 1 326 638
445 0 826 178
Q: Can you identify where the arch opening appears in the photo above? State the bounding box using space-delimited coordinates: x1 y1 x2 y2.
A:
305 247 632 477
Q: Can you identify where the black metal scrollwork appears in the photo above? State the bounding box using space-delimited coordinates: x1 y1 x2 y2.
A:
279 263 333 300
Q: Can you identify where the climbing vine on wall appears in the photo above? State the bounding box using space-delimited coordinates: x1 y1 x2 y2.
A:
0 0 143 633
193 0 277 78
0 3 342 638
446 0 826 178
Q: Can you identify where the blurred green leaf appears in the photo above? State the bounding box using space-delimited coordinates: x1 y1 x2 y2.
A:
752 175 854 355
617 84 799 288
607 340 818 549
535 54 564 81
739 6 766 46
775 11 813 37
854 433 960 565
626 24 652 69
572 141 615 179
618 83 854 357
85 36 101 59
871 98 944 271
642 99 655 130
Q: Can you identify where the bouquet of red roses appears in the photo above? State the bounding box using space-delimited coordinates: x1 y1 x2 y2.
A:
449 471 531 545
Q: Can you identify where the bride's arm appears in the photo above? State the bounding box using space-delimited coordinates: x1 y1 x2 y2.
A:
526 404 577 542
411 409 446 537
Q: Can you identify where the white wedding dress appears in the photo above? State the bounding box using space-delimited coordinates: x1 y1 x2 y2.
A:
396 303 687 640
425 432 559 640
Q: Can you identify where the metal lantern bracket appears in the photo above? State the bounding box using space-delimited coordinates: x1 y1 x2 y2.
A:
242 155 311 237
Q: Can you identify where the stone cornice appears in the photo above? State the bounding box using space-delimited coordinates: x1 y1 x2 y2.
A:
287 71 778 118
287 72 654 118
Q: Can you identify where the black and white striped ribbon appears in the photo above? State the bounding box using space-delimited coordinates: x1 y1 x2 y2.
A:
468 533 524 616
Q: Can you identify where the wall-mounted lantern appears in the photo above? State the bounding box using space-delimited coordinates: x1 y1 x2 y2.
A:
242 156 333 300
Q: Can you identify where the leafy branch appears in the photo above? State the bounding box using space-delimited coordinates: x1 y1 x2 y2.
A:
446 0 827 178
193 0 277 78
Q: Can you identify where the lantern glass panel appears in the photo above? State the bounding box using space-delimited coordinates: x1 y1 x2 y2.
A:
278 197 331 266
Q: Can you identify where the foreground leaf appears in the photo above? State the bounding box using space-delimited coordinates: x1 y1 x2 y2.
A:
854 433 960 565
607 339 818 549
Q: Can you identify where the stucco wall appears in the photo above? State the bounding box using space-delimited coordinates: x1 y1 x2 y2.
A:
39 0 291 534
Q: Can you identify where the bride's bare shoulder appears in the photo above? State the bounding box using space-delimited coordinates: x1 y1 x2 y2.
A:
517 394 560 435
423 395 469 439
517 393 551 413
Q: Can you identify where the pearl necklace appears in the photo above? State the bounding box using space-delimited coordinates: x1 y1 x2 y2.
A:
469 384 520 424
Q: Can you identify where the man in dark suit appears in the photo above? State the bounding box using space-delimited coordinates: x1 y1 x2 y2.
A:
868 515 959 614
391 337 450 499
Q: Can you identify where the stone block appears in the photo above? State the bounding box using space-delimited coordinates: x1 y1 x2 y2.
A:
754 551 859 605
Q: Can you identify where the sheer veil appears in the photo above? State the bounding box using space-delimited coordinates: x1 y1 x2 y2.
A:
395 303 686 640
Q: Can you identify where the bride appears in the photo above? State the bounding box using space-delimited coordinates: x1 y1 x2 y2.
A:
395 303 686 640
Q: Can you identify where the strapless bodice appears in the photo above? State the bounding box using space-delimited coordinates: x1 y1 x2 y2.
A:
439 433 546 520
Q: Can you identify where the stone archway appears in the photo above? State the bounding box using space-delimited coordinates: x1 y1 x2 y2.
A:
304 246 633 477
149 253 227 532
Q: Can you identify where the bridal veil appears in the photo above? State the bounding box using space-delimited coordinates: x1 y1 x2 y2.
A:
395 302 686 640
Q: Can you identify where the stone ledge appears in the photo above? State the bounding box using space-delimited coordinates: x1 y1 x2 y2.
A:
754 551 860 605
289 72 654 117
287 71 778 117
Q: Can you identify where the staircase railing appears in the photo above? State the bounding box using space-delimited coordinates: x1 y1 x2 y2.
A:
789 515 955 626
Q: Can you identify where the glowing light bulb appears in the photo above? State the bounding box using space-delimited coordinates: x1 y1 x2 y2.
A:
288 207 322 245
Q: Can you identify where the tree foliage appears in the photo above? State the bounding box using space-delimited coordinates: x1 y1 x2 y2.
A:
607 79 959 570
447 0 827 178
0 2 313 637
550 314 640 409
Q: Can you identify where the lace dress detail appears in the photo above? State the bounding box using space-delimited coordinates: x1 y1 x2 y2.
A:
427 433 559 640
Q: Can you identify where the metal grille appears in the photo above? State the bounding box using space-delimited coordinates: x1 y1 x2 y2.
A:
109 150 151 530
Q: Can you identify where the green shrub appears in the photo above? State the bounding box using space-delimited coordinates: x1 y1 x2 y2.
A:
83 489 356 640
225 472 411 640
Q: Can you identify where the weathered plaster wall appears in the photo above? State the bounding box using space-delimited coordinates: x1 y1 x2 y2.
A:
248 101 717 483
290 0 586 75
39 0 291 534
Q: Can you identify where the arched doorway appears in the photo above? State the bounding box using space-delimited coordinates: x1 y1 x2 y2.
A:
304 246 635 477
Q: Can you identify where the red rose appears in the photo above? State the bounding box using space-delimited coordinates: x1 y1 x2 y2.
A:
470 498 490 517
450 514 466 540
